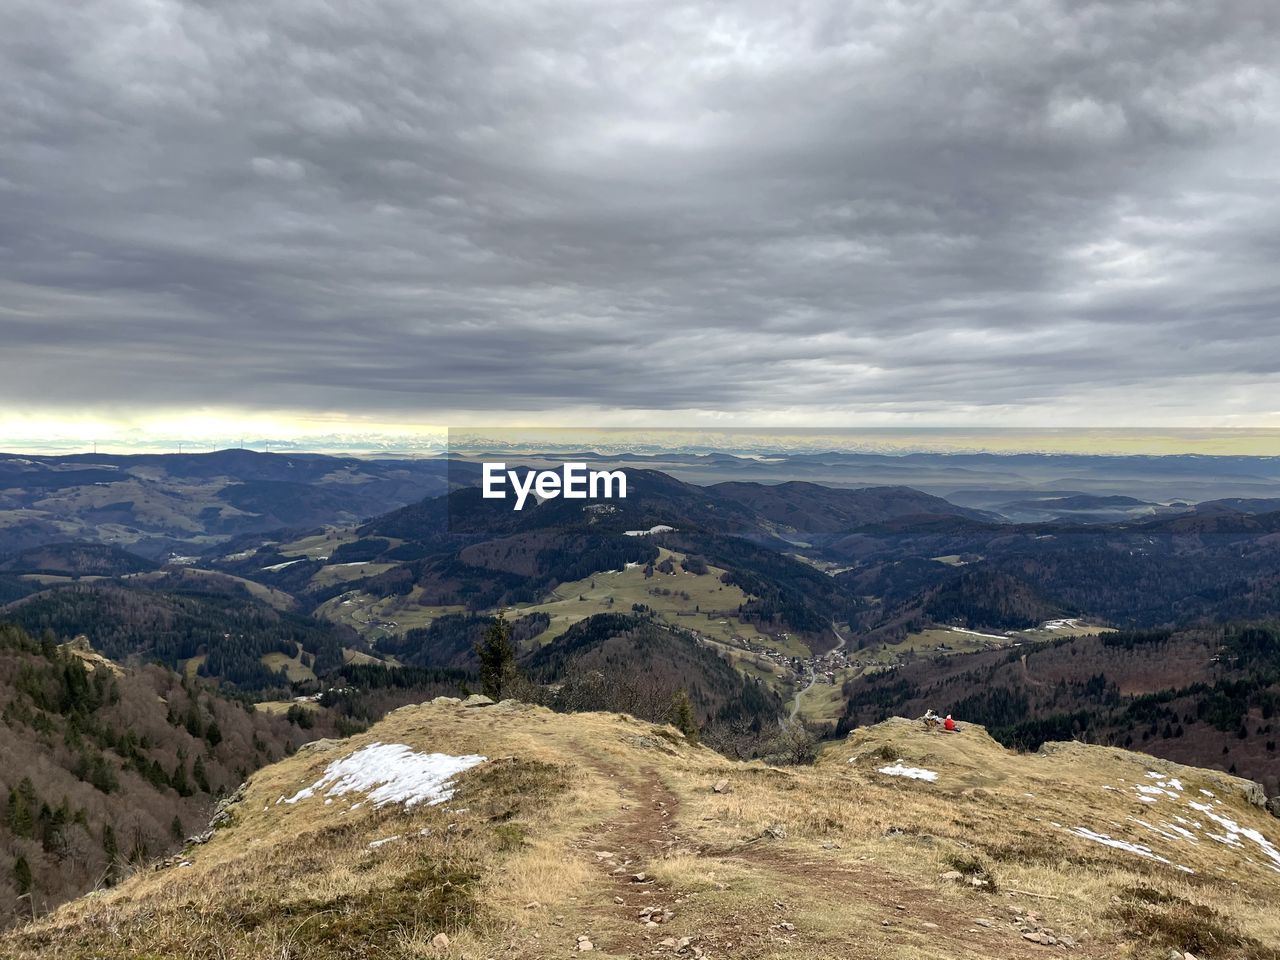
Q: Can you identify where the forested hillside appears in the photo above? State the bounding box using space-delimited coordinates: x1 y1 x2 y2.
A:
523 612 783 755
3 582 351 691
0 624 326 926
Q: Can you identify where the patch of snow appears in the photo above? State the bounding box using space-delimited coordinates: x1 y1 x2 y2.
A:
1187 801 1280 873
1131 818 1188 844
282 742 487 808
368 834 402 849
623 525 675 537
1089 785 1280 877
946 626 1008 641
262 558 306 572
1070 827 1171 864
875 763 938 782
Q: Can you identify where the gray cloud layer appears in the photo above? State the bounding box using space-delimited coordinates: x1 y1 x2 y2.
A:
2 0 1279 423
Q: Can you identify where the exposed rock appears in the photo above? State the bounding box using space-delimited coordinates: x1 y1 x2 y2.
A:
1267 796 1280 820
462 694 495 707
639 905 674 925
430 696 462 706
1022 931 1057 946
939 870 963 882
1239 779 1268 809
430 932 449 949
207 782 248 829
297 738 340 753
712 779 730 793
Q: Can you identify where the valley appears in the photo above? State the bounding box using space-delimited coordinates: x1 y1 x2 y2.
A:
3 448 1280 938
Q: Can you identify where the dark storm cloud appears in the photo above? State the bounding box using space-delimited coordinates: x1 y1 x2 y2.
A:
2 0 1279 422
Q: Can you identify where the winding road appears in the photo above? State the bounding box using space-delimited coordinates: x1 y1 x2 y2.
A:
788 621 851 722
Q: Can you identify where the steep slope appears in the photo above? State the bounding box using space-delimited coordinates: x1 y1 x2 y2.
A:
523 614 784 736
838 623 1280 795
0 626 330 927
6 701 1278 959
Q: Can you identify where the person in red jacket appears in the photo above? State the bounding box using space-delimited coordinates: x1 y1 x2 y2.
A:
944 714 957 732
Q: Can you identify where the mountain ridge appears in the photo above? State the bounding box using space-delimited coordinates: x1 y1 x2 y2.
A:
5 700 1278 958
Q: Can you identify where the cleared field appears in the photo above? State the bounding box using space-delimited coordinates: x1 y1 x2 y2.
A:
253 699 320 715
864 620 1116 669
929 554 974 566
511 548 790 651
276 528 362 559
900 626 1010 654
341 647 400 667
182 654 207 681
794 674 851 723
1021 618 1115 639
307 562 396 588
260 651 316 683
316 588 466 642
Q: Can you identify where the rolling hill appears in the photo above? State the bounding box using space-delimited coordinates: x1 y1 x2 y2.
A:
0 450 456 560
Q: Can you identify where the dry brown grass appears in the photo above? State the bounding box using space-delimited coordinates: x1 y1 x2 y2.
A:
5 703 1280 959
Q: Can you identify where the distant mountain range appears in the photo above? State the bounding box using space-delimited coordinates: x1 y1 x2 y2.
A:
0 450 456 560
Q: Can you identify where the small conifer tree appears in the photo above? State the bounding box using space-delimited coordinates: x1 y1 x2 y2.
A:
476 612 518 701
669 689 699 743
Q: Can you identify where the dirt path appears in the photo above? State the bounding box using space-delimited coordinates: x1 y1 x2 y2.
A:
721 845 1107 960
561 754 1109 960
570 764 697 956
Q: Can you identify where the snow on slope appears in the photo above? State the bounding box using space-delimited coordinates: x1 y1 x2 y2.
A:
874 762 939 781
1069 771 1280 877
280 742 487 808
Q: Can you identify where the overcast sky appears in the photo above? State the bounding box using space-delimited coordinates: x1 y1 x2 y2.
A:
3 0 1279 442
